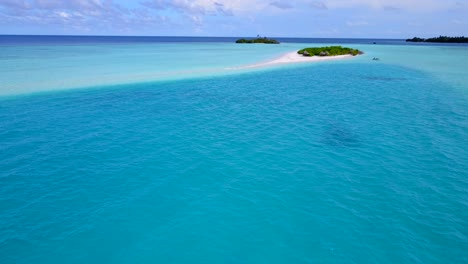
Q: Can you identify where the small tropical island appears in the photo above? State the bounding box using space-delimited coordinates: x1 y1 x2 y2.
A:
406 36 468 43
297 46 363 57
240 46 365 68
235 37 280 44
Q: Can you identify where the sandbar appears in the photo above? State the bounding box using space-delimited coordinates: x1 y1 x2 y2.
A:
232 51 354 69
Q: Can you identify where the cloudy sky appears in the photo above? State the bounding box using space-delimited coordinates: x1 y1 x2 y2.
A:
0 0 467 38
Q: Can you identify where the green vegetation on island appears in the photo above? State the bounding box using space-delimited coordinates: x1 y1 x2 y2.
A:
297 46 363 57
235 37 280 44
406 36 468 43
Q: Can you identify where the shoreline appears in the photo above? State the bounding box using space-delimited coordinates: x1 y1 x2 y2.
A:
229 51 354 70
2 50 356 97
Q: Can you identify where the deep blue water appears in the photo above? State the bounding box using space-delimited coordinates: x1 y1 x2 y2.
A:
1 61 467 263
0 35 406 45
3 35 467 49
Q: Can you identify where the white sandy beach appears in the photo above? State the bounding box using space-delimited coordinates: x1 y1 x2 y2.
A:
232 51 354 69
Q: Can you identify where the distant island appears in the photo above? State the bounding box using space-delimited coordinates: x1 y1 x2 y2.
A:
297 46 363 57
406 36 468 43
235 37 280 44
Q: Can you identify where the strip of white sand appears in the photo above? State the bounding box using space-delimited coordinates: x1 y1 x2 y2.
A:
229 51 354 70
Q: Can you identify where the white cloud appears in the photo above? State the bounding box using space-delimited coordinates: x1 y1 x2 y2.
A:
324 0 456 12
0 0 466 36
269 1 294 9
309 1 328 10
0 0 168 33
143 0 240 15
147 0 460 13
56 11 70 19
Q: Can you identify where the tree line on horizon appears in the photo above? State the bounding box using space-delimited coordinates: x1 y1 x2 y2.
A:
235 37 280 44
406 36 468 43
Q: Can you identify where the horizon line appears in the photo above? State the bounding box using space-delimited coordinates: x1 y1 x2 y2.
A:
0 34 406 40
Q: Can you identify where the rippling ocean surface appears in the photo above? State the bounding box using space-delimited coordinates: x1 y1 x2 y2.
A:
1 36 467 263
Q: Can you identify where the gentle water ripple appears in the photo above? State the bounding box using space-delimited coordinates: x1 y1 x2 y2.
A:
1 63 467 263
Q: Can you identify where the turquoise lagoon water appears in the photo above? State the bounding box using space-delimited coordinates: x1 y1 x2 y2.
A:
1 37 467 263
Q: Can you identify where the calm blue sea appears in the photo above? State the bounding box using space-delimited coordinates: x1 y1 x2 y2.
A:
1 36 467 264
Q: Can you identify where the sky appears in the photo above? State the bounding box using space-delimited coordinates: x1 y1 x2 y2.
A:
0 0 467 38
